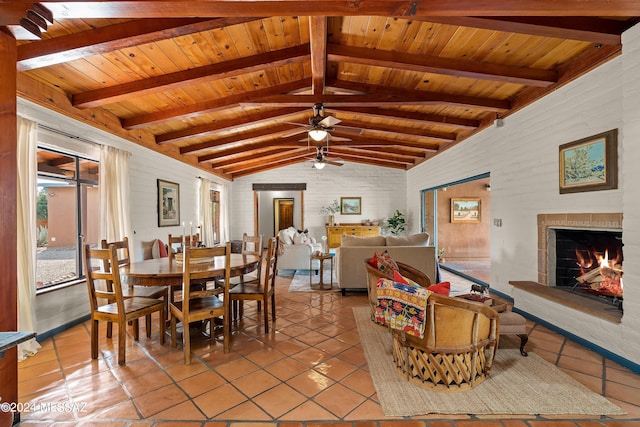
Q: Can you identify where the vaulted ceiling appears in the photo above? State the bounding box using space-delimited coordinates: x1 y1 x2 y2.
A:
3 1 639 180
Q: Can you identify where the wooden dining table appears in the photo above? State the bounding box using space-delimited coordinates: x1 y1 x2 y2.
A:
122 254 261 288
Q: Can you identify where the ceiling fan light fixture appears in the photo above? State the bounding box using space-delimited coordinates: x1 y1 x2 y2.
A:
314 160 326 169
308 128 328 141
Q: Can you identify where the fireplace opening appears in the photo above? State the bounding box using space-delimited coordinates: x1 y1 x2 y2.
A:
548 228 623 310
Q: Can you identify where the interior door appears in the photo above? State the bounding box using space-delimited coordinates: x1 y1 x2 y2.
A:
274 198 294 234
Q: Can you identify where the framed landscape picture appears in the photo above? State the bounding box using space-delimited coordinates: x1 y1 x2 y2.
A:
158 179 180 227
451 198 481 223
559 129 618 194
340 197 361 215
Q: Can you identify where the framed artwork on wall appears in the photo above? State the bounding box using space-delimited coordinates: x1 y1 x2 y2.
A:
157 179 180 227
451 198 481 223
340 197 361 215
559 129 618 194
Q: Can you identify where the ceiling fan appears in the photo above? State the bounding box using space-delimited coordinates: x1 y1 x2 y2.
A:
307 145 344 170
284 103 344 142
307 103 341 142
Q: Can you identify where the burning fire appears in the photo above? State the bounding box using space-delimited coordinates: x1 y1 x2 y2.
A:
576 249 623 298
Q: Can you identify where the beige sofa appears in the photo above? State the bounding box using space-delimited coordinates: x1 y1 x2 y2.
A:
336 233 437 294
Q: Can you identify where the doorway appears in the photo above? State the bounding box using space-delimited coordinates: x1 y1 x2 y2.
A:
254 185 305 243
274 198 294 235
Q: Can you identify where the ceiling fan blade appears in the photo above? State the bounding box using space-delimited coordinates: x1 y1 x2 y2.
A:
328 135 351 142
326 160 344 166
281 128 308 138
319 116 341 127
283 121 309 127
333 125 363 135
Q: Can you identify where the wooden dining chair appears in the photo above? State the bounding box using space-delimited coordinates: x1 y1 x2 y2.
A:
217 233 263 316
229 237 278 333
169 243 232 365
101 237 169 336
84 244 165 366
167 233 200 262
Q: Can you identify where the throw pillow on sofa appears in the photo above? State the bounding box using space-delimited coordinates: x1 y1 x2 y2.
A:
278 227 297 245
293 231 312 244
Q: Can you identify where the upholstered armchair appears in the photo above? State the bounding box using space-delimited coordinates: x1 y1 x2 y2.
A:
276 227 323 273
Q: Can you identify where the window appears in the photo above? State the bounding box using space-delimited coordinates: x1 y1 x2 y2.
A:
211 189 220 245
36 147 99 290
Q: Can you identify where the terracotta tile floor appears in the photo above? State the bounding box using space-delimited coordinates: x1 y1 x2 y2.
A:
16 274 640 426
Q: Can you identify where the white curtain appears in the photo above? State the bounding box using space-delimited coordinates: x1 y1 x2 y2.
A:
16 117 41 361
198 177 214 247
99 146 132 252
212 182 229 243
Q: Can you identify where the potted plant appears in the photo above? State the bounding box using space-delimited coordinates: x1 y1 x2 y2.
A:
386 210 406 235
320 199 340 225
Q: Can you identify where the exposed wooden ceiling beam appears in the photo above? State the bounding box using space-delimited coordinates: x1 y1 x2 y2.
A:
210 146 296 168
156 107 307 145
197 134 305 162
411 16 631 44
309 16 327 95
17 17 261 70
331 132 440 150
121 78 312 128
336 119 457 142
221 148 310 174
331 147 417 165
326 106 479 130
244 92 510 112
23 1 640 24
357 145 429 158
226 150 311 178
327 43 557 87
181 123 301 155
73 44 311 108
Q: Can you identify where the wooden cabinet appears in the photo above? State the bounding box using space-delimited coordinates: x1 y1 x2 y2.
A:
326 224 381 249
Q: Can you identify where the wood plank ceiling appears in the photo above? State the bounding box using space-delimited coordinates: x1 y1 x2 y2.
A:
3 1 639 180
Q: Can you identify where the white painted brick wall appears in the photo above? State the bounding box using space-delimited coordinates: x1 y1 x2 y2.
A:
407 24 639 365
230 162 407 241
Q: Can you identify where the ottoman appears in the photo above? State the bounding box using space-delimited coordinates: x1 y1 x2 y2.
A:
499 311 528 356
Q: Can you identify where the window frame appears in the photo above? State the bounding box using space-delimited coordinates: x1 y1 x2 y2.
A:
36 146 99 292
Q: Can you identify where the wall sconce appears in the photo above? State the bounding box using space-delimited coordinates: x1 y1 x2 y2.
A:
485 184 491 191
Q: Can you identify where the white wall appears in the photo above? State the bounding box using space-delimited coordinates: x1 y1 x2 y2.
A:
230 162 407 242
407 24 640 365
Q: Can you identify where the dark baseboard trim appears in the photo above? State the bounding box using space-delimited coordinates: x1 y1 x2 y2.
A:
36 314 90 343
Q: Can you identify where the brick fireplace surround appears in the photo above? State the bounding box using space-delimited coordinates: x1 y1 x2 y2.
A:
510 212 623 323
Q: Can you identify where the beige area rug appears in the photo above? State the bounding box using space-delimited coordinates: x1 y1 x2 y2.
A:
353 306 625 416
288 269 340 292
